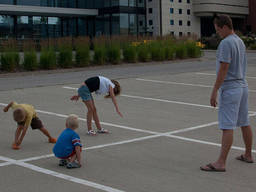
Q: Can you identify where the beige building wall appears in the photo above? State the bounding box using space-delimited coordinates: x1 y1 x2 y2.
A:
147 0 200 37
193 0 249 16
146 0 249 37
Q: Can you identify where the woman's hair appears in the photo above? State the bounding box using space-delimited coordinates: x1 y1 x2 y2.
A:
213 14 233 30
66 114 79 129
105 80 121 98
13 108 26 123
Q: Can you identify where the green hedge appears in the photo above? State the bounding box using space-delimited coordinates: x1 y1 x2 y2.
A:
23 51 38 71
39 49 57 69
1 52 19 72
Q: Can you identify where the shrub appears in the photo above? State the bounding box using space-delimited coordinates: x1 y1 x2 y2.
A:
137 43 150 62
164 45 176 60
1 52 19 72
106 44 121 64
150 41 165 61
186 41 202 58
93 46 106 65
75 45 90 67
23 51 38 71
123 45 137 63
58 46 73 68
175 43 187 59
249 43 256 50
39 49 57 69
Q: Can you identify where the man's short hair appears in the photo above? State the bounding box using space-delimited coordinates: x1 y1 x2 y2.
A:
213 14 233 30
66 114 79 129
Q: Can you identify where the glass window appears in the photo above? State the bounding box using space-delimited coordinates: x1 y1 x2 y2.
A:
179 32 183 36
17 16 32 39
179 0 182 2
120 0 128 6
129 0 136 7
187 20 191 26
129 14 137 35
17 0 47 6
111 14 120 35
48 17 61 38
138 14 145 34
0 0 13 4
187 0 190 3
187 9 190 15
149 19 153 25
170 8 173 14
170 0 173 2
32 16 48 39
179 9 182 14
138 0 144 7
111 0 119 6
103 14 110 35
0 15 14 38
170 20 174 25
179 20 182 26
120 13 129 35
78 18 87 36
18 16 29 24
149 8 152 14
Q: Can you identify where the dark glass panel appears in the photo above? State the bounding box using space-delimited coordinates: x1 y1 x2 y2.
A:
111 14 120 35
48 17 61 38
16 0 47 6
120 13 128 35
78 18 86 36
0 15 14 38
0 0 13 4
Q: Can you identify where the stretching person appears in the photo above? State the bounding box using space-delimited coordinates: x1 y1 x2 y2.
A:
71 76 122 135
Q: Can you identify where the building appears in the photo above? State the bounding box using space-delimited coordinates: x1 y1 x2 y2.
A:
147 0 250 37
0 0 147 39
247 0 256 33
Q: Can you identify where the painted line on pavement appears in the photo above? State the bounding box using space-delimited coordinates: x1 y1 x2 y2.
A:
135 78 256 93
0 156 124 192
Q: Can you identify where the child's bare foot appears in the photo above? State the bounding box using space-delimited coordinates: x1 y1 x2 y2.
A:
12 143 20 150
48 137 57 143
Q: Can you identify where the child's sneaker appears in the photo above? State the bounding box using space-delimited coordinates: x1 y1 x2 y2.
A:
87 130 97 136
97 128 109 134
66 162 81 169
59 159 68 166
48 137 57 143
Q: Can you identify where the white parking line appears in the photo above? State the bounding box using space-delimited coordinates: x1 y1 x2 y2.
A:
196 72 256 80
0 156 124 192
62 86 256 113
136 78 212 88
136 78 256 93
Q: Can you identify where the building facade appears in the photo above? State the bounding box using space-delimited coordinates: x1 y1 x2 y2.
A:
247 0 256 33
147 0 250 37
0 0 147 39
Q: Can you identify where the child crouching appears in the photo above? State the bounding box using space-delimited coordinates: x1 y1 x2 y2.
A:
53 114 82 169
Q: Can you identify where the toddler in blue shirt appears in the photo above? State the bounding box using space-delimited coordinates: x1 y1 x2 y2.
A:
53 114 82 168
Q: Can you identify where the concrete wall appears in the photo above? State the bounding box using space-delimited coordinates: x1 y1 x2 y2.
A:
193 0 249 16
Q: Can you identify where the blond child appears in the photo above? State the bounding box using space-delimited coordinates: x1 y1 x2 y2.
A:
3 101 57 150
71 76 122 135
53 114 82 168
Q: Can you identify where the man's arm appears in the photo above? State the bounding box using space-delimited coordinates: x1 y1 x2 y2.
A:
3 102 14 112
210 62 230 107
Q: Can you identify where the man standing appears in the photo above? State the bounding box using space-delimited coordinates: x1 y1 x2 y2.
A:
200 15 253 172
